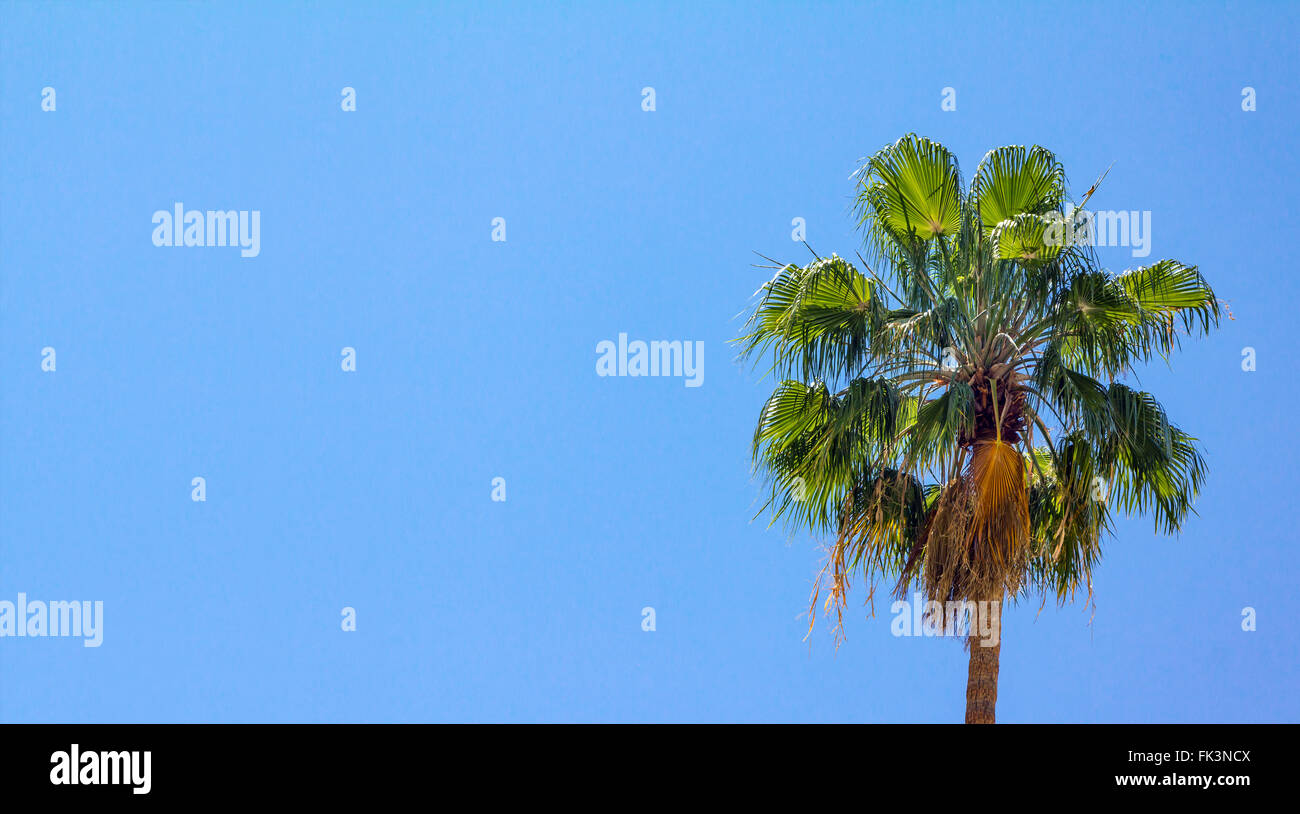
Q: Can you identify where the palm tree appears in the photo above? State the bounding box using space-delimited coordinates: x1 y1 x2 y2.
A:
739 134 1221 723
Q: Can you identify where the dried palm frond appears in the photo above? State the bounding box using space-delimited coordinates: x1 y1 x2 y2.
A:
918 441 1030 604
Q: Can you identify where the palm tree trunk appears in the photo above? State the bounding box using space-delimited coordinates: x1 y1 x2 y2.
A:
964 600 1001 724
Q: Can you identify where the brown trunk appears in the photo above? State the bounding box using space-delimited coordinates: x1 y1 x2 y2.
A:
964 600 1002 724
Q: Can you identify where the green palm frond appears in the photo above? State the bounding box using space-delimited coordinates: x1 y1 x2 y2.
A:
992 213 1064 267
970 145 1066 232
740 254 882 382
854 134 964 244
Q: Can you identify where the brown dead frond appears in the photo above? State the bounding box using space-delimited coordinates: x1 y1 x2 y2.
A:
807 472 909 647
919 441 1030 604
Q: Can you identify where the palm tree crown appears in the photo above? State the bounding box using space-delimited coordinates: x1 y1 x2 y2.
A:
739 135 1221 702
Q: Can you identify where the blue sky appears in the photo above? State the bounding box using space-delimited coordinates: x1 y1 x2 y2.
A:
1 0 1297 722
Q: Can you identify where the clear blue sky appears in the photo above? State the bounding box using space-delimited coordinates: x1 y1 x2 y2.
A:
2 0 1297 723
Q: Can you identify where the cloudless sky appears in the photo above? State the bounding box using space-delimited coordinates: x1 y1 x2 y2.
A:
2 0 1297 722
